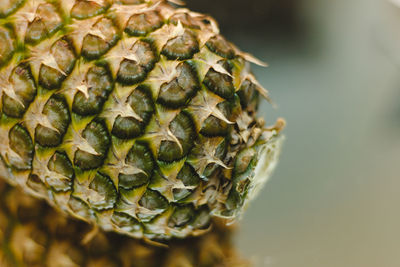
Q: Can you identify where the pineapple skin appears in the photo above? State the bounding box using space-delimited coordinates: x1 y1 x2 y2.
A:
0 180 250 267
0 0 284 240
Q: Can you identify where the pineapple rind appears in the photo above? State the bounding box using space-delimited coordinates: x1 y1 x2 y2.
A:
0 0 284 240
0 179 250 267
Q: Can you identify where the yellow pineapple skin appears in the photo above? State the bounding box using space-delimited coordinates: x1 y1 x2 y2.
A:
0 180 250 267
0 0 284 240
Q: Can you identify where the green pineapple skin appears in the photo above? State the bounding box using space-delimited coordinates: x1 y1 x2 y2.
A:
0 0 284 240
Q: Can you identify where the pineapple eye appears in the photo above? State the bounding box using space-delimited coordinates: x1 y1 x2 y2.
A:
116 41 157 85
117 59 146 84
237 79 260 112
177 163 200 187
80 18 118 60
206 35 236 59
74 119 110 170
24 3 62 44
168 204 195 228
138 189 168 221
39 65 64 89
140 189 168 210
0 26 15 67
111 212 142 233
118 142 154 189
203 60 235 100
173 163 200 201
35 95 70 147
200 115 229 137
161 30 199 60
172 188 192 202
200 100 234 137
111 85 154 139
157 112 196 162
2 64 36 118
47 151 74 192
170 13 200 29
72 65 113 116
125 11 164 37
157 62 199 108
70 0 110 20
68 196 95 221
9 124 34 170
88 172 117 210
38 39 76 90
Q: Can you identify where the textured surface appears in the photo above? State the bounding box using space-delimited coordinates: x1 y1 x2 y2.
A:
0 0 283 239
0 180 250 267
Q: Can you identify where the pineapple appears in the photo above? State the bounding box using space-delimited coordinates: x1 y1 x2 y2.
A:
0 180 250 267
0 0 284 240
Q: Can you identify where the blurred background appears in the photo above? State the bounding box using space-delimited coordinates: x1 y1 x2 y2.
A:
186 0 400 266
